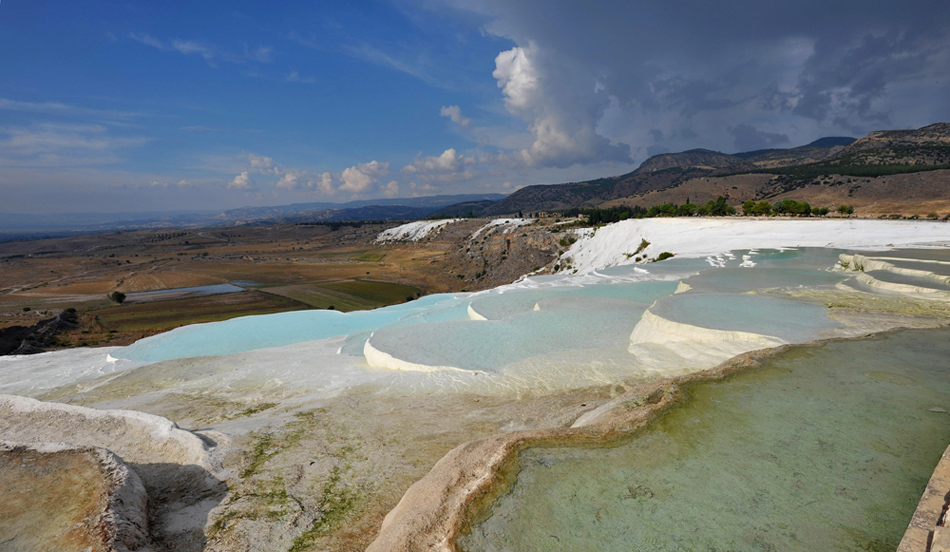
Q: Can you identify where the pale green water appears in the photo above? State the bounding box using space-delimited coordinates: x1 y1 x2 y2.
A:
460 328 950 552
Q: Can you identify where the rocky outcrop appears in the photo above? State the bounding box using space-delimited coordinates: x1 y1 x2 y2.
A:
0 441 152 551
898 444 950 552
0 395 227 551
634 148 752 174
0 309 79 355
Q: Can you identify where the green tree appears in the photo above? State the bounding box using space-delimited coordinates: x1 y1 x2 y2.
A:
676 202 698 216
703 196 736 216
109 291 126 304
837 204 854 215
742 200 756 215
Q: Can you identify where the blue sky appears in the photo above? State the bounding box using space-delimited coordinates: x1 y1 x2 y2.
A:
2 0 948 213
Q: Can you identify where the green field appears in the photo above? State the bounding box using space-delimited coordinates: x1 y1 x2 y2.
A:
351 251 387 262
95 291 308 332
261 279 418 311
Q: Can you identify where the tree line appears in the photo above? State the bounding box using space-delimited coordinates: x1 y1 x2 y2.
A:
562 197 854 224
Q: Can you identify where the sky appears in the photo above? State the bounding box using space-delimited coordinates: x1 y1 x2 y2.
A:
1 0 948 214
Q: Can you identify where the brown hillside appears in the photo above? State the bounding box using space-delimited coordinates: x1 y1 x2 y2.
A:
633 149 752 173
600 169 950 218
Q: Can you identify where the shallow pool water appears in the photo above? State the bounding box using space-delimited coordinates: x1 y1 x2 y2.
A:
649 293 843 342
865 270 950 292
368 296 650 372
460 328 950 552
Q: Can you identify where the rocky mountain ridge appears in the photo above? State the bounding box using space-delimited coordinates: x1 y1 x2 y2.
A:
479 123 949 217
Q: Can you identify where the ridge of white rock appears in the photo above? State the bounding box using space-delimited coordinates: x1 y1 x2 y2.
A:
470 218 531 240
0 394 213 469
0 440 152 552
467 304 489 321
628 309 786 374
376 219 460 242
562 219 950 274
838 253 950 300
363 336 478 374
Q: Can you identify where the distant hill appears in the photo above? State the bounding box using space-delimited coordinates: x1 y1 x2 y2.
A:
1 194 507 236
634 149 753 174
828 123 950 167
482 175 624 216
482 123 948 216
214 194 506 224
429 199 499 218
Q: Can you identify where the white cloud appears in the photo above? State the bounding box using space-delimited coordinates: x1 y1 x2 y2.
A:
229 171 252 189
318 172 335 195
339 160 389 193
402 148 476 183
0 98 136 120
171 40 218 65
494 46 539 113
340 41 446 88
409 182 437 196
275 171 299 190
492 43 630 168
440 105 471 127
286 70 315 84
248 153 279 174
129 32 274 67
381 180 400 197
128 32 165 51
0 123 148 167
247 45 274 63
436 0 950 159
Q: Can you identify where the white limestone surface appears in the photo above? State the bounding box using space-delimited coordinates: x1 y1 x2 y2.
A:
0 346 135 396
561 219 950 274
470 218 532 240
376 219 460 242
0 394 212 468
628 309 786 375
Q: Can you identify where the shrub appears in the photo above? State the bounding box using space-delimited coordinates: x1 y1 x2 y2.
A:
634 239 650 255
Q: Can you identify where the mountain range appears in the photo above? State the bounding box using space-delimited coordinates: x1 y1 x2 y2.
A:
478 123 950 218
0 194 506 240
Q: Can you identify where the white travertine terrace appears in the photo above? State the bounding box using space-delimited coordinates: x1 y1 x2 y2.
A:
375 219 460 242
562 219 950 274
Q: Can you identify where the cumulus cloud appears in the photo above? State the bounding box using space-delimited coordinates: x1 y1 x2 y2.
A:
409 182 437 196
275 171 299 190
381 180 400 197
229 171 252 190
339 160 389 193
248 153 279 174
317 172 335 195
431 0 950 159
492 43 631 168
402 148 476 182
440 105 471 127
